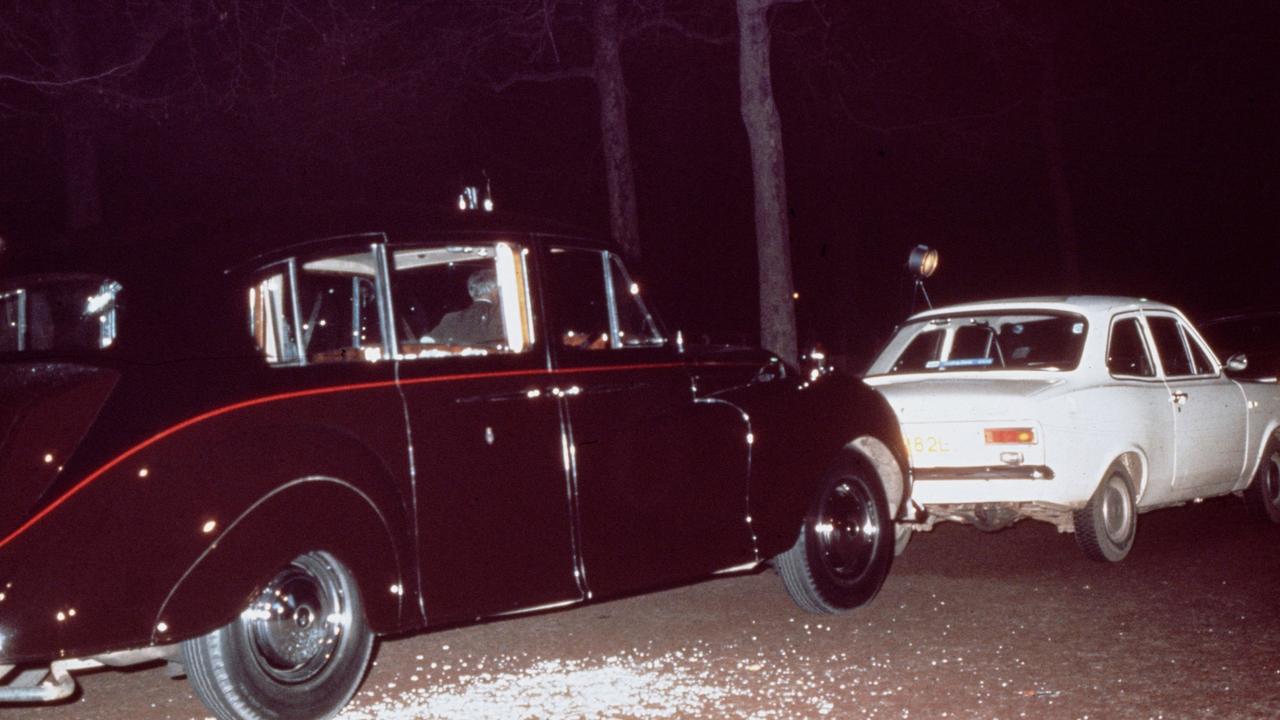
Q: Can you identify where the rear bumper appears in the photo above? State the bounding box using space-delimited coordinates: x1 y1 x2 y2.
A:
908 465 1086 506
914 465 1054 481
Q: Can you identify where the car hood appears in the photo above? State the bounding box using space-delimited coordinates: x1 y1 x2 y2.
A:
0 362 119 538
864 374 1065 422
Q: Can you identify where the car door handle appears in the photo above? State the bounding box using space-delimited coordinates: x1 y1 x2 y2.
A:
1170 391 1188 405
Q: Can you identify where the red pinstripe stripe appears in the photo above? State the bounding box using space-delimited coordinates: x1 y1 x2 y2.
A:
0 360 753 550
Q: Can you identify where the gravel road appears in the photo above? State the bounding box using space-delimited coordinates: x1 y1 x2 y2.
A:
5 495 1277 719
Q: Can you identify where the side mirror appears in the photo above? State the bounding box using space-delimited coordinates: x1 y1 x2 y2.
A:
1226 353 1249 373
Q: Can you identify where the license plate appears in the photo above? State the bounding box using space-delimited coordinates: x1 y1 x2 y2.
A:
906 434 951 456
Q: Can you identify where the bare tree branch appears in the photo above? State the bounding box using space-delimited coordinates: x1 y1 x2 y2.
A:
489 65 593 93
0 56 147 88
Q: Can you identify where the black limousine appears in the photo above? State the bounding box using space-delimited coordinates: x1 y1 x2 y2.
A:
0 215 908 720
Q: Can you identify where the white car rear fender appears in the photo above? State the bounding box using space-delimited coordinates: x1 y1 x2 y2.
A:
1094 449 1147 505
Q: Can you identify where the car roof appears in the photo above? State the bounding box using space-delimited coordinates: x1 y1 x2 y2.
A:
906 295 1181 323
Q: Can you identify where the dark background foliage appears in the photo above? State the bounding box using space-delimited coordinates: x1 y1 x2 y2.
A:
1 0 1275 367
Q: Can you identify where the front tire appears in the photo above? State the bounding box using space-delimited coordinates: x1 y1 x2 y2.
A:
1244 439 1280 523
775 454 894 613
1073 467 1137 562
182 551 374 720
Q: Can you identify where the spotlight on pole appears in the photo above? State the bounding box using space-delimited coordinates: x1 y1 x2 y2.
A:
907 244 939 280
906 245 939 313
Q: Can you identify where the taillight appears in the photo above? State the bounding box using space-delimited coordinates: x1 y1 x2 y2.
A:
984 427 1036 444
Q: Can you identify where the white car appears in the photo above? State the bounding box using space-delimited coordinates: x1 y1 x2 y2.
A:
864 296 1280 561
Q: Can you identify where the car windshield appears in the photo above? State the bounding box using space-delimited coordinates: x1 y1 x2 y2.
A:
876 311 1087 374
0 275 123 353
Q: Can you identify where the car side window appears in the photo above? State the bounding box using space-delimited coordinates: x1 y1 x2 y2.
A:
1183 327 1217 375
545 248 611 351
545 247 663 351
1107 317 1154 378
296 249 384 363
249 262 302 365
249 250 388 366
389 242 534 358
1146 315 1194 377
608 256 664 348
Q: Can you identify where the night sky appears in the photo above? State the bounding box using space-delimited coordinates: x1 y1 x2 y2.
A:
1 1 1276 368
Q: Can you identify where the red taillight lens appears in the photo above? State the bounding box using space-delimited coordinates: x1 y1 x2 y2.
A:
984 427 1036 444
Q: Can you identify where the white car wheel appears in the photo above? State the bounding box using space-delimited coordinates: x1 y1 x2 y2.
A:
1244 439 1280 523
1073 468 1136 562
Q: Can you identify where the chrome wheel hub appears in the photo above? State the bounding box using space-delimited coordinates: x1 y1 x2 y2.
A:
245 555 348 684
814 478 881 585
1101 475 1133 543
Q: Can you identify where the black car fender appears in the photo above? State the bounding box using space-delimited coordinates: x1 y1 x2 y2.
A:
726 372 907 559
153 475 406 646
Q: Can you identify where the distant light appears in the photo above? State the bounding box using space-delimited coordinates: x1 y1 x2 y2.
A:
629 282 640 295
201 520 217 534
43 453 54 464
483 197 494 212
138 467 149 478
792 292 800 300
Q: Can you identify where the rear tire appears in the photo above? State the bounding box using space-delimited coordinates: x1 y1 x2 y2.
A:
182 551 374 720
1244 439 1280 523
775 454 894 613
1073 467 1137 562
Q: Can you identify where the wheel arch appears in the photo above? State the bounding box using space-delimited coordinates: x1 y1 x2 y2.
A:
745 374 908 559
1242 422 1280 489
1108 450 1147 504
845 435 907 519
153 476 407 646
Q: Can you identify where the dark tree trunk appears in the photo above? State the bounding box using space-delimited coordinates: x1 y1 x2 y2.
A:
737 0 798 367
591 0 642 263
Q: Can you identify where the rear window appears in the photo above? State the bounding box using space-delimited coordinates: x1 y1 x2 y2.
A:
0 275 123 353
876 312 1087 375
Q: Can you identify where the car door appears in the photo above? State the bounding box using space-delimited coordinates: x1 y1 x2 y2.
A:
1144 313 1248 493
1104 313 1176 504
387 240 583 623
540 244 755 597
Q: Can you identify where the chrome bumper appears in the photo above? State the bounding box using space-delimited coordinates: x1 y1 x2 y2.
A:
913 465 1055 481
0 645 176 703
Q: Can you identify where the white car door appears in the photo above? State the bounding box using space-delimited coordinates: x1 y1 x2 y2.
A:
1144 313 1248 493
1105 313 1176 504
